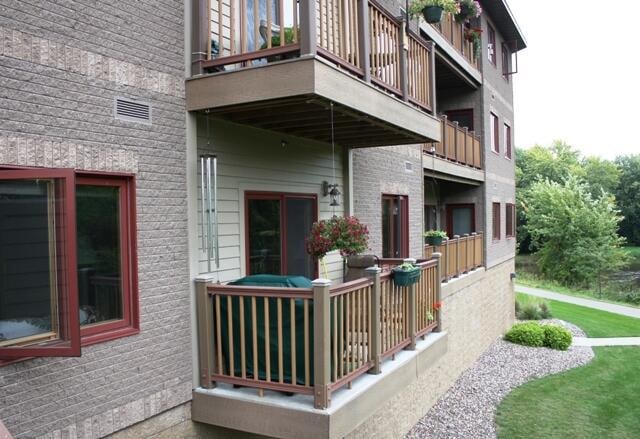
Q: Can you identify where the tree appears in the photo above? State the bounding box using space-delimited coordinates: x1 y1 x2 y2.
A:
615 155 640 245
523 177 628 287
582 156 621 197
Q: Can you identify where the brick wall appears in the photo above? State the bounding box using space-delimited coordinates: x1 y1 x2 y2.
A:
0 2 190 438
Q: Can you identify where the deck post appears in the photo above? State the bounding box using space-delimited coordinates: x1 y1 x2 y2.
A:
454 235 461 277
404 258 417 350
442 238 449 283
196 279 215 388
358 0 371 83
433 253 442 332
313 278 332 409
427 41 437 115
399 16 409 102
365 266 382 374
190 0 209 76
300 0 317 57
441 115 448 160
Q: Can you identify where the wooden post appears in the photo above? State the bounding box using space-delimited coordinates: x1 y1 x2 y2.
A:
432 253 442 332
441 115 448 160
300 0 317 56
453 235 460 277
365 266 382 374
358 0 371 83
191 0 210 76
313 278 332 409
196 279 215 388
427 41 436 115
442 237 449 283
403 258 417 350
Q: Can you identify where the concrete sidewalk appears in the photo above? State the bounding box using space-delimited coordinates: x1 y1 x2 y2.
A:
573 337 640 347
516 284 640 319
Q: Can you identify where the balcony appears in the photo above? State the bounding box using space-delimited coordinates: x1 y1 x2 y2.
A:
188 0 442 147
424 233 484 282
430 12 480 71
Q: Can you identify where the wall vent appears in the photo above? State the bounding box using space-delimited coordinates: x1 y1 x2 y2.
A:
115 98 151 124
404 161 414 172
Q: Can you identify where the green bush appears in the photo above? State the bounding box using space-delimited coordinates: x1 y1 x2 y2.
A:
539 302 552 319
543 325 573 351
515 298 553 321
504 322 545 347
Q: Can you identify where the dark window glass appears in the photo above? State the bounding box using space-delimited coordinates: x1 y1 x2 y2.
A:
247 198 282 275
488 26 496 65
76 185 122 326
491 113 500 153
0 180 56 344
285 198 315 278
493 202 501 241
382 195 408 258
504 124 512 159
502 44 510 80
506 204 515 238
445 109 474 131
449 205 475 237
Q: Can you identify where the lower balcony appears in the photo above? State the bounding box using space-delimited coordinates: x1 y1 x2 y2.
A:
424 233 484 282
189 0 442 148
193 259 445 437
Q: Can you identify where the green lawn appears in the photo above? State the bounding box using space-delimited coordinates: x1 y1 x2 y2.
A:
496 347 640 439
622 246 640 258
516 293 640 338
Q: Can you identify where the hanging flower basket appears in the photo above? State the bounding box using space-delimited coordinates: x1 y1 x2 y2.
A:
455 0 483 23
424 230 447 246
422 6 444 23
392 264 421 286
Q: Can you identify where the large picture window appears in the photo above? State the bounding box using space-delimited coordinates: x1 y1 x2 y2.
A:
0 169 138 359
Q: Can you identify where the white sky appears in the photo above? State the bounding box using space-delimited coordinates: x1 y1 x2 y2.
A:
508 0 639 159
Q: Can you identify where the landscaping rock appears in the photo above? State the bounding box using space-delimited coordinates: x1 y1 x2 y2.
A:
405 321 594 439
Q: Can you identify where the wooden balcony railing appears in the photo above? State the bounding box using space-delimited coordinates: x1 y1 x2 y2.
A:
196 259 440 409
424 233 484 282
430 13 479 69
200 0 435 113
425 116 482 169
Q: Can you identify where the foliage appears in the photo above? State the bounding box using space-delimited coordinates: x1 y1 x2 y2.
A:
395 262 418 271
464 28 482 59
523 176 629 287
408 0 460 17
260 27 296 49
496 347 640 439
423 230 447 239
614 155 640 245
516 301 551 320
504 322 545 348
455 0 482 22
517 292 640 337
542 325 572 351
305 216 369 259
581 156 620 198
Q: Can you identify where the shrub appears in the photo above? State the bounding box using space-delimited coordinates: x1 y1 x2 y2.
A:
543 325 572 351
514 299 521 316
504 322 545 348
538 302 552 319
518 303 541 320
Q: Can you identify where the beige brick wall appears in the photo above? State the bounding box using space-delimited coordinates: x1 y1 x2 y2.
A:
347 259 515 438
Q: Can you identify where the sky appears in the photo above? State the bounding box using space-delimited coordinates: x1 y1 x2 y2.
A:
508 0 639 159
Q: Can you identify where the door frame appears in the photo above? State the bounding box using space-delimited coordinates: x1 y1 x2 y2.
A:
244 191 318 278
445 203 476 238
382 194 409 259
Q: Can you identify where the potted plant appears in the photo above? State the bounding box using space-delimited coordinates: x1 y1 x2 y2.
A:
392 262 421 286
260 27 298 62
464 27 483 60
424 230 447 246
408 0 460 24
455 0 482 23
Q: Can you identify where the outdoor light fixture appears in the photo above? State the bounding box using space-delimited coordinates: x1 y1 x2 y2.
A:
322 181 341 207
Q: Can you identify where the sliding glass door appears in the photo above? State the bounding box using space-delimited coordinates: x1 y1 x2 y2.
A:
382 194 409 258
246 192 317 278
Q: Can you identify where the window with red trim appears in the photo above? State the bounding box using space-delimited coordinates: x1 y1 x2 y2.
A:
506 203 516 238
0 169 138 359
504 124 512 159
502 43 511 81
382 194 409 258
492 202 501 241
490 113 500 154
488 25 497 66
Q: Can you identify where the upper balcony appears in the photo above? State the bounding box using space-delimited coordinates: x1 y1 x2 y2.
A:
188 0 442 147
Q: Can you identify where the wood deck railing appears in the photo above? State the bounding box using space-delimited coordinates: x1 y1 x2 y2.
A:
424 116 482 169
196 259 440 409
430 13 479 69
199 0 435 112
424 233 484 282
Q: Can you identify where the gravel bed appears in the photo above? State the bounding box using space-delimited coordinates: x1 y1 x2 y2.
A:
405 320 594 439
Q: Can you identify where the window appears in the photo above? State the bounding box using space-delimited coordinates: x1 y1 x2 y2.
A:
502 43 511 81
382 195 409 258
245 192 317 279
446 204 476 238
506 203 516 238
488 25 496 66
0 169 138 358
504 124 512 159
490 113 500 154
492 202 501 241
445 109 474 131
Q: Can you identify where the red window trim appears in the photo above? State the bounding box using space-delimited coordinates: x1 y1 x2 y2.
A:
77 174 139 346
506 203 516 239
502 43 510 82
244 191 319 279
382 194 410 259
445 204 476 239
504 123 512 160
488 25 497 66
0 167 139 362
492 202 501 241
491 113 500 154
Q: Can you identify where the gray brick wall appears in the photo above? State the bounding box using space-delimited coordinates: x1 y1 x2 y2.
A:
0 1 190 438
352 145 424 259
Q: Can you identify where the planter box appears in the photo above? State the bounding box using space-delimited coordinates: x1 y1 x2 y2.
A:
392 267 421 286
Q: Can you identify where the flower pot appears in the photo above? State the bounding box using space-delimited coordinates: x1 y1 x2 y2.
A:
392 267 421 286
422 6 444 24
426 236 444 246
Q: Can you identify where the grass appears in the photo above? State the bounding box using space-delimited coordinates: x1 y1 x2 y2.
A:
622 246 640 258
496 346 640 439
516 271 640 309
516 293 640 338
